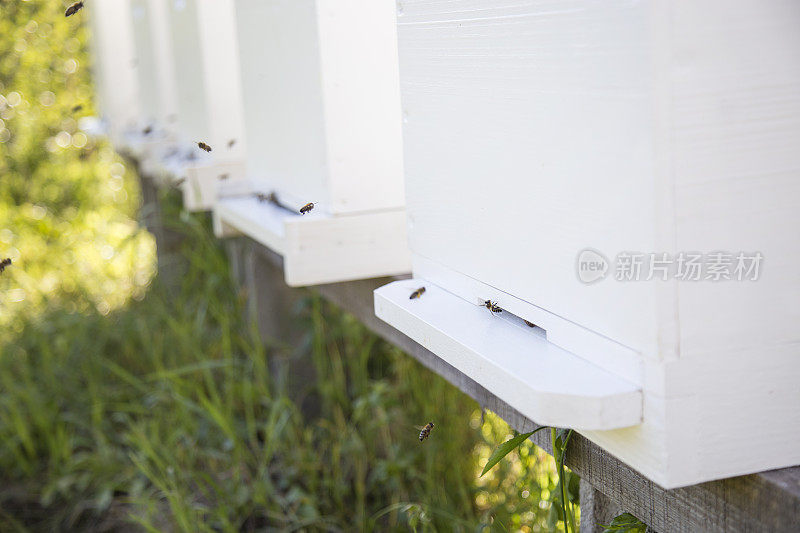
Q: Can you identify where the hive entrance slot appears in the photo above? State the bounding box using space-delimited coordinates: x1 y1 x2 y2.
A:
477 297 547 339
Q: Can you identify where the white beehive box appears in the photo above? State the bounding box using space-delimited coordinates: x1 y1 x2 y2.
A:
88 0 140 148
123 0 179 161
375 0 800 488
150 0 247 210
213 0 410 286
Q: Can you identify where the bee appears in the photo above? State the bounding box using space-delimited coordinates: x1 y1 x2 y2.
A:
409 287 426 300
255 191 280 206
418 422 434 442
197 141 212 152
524 320 537 328
65 1 84 17
143 125 153 136
218 173 229 181
299 202 315 215
484 300 502 314
0 258 11 274
227 139 236 149
71 104 83 112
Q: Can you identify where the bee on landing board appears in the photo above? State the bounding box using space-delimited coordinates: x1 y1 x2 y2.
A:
197 141 212 152
0 258 11 274
299 202 315 215
484 300 502 314
409 287 426 300
65 1 84 17
418 422 434 442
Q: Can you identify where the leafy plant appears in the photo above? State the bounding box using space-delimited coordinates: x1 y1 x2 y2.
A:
602 512 648 533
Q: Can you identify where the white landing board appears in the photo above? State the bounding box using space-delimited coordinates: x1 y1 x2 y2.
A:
214 196 411 286
374 279 642 430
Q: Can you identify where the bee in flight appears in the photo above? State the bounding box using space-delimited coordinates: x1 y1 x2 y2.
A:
409 287 426 300
255 192 280 206
0 258 11 274
299 202 315 215
484 300 502 314
218 173 229 181
197 141 212 152
418 422 434 442
71 104 83 113
65 1 84 17
227 139 236 149
143 125 153 136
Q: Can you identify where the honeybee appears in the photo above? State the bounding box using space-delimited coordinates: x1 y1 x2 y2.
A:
409 287 425 300
418 422 434 442
71 104 83 112
143 125 153 136
0 258 11 274
524 320 537 328
255 191 280 206
299 202 315 215
218 173 229 181
484 300 502 314
65 1 84 17
227 139 236 149
197 141 212 152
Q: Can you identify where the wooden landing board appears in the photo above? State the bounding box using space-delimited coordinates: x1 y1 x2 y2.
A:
374 279 642 430
214 196 411 286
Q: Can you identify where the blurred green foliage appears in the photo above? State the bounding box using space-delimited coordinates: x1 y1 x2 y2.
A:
0 0 155 330
0 1 566 531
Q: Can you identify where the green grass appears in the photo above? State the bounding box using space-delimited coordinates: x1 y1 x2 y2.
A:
0 1 568 531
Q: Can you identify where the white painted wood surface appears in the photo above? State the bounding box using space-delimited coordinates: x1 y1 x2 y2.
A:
214 196 411 286
88 0 140 147
129 0 178 136
165 0 246 156
375 280 642 430
383 0 800 487
233 0 405 215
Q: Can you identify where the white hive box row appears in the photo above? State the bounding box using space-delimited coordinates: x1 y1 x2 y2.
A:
374 0 800 488
91 0 247 211
89 0 800 489
212 0 411 286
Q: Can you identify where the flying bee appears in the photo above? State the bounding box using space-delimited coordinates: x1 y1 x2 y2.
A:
0 258 11 274
71 104 83 112
418 422 434 442
218 173 229 181
197 141 212 152
409 287 426 300
143 125 153 136
227 139 236 149
484 300 502 314
65 1 84 17
524 320 537 328
255 191 280 206
299 202 315 215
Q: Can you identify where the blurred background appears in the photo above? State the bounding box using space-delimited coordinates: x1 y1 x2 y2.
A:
0 1 571 531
